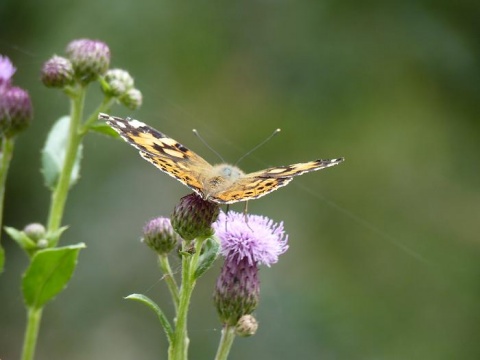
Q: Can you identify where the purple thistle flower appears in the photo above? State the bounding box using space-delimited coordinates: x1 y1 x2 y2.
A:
213 211 289 267
0 55 16 88
213 211 288 325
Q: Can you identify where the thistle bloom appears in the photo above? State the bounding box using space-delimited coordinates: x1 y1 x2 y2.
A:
213 211 288 326
142 217 181 254
213 211 289 267
0 55 16 88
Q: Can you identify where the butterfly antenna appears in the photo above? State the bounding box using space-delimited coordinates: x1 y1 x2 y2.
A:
234 128 281 166
192 129 225 163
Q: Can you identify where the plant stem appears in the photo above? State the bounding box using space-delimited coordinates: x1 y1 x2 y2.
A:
214 325 236 360
158 254 179 310
0 136 15 270
170 239 205 360
21 307 43 360
46 87 86 242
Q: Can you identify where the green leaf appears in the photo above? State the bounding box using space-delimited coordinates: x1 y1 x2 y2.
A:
88 120 120 138
194 236 220 279
0 245 4 274
125 293 173 342
22 243 85 309
4 226 37 251
41 116 83 189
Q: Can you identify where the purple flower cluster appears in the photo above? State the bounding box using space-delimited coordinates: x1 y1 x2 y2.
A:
213 211 288 267
213 211 288 326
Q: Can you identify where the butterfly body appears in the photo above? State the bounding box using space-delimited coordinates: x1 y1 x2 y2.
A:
100 113 344 204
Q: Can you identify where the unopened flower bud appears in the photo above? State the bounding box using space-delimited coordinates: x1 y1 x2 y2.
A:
214 256 259 326
120 88 143 110
103 69 134 97
23 223 46 243
142 217 181 254
171 193 219 241
0 86 33 137
235 314 258 337
66 39 110 84
41 55 74 88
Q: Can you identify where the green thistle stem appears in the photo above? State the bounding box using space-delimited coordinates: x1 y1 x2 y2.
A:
158 253 179 310
214 325 236 360
0 136 15 271
21 307 43 360
170 238 205 360
46 86 86 240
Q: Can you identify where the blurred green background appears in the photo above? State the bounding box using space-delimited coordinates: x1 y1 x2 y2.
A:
1 0 480 359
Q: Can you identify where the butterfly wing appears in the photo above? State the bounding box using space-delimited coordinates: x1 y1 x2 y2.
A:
100 113 212 196
211 158 344 204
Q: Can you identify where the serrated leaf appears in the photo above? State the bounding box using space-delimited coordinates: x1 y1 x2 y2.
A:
88 121 120 138
22 243 85 309
125 293 173 342
194 236 220 279
41 116 83 189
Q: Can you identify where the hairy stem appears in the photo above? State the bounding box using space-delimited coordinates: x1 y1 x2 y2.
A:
214 325 236 360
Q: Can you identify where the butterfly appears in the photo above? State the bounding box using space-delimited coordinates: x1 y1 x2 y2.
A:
99 113 344 204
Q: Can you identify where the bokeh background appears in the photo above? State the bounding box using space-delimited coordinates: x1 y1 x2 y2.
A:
1 1 480 359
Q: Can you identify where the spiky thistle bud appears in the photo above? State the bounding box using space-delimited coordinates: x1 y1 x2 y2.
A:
120 88 143 110
0 86 33 137
214 256 260 326
66 39 110 84
142 217 181 254
103 68 134 97
171 193 219 241
235 314 258 337
213 211 288 325
41 55 74 88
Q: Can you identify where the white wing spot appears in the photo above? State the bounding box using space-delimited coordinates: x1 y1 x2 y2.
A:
129 119 147 128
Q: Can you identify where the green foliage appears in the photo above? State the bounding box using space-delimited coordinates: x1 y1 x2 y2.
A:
22 244 85 309
126 294 174 342
87 120 120 138
194 236 220 279
41 116 83 190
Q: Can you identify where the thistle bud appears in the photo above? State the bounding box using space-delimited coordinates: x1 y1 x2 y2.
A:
171 193 219 241
0 86 33 137
142 217 181 255
103 68 134 97
41 55 74 88
120 88 143 110
66 39 110 84
235 314 258 337
214 256 260 326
